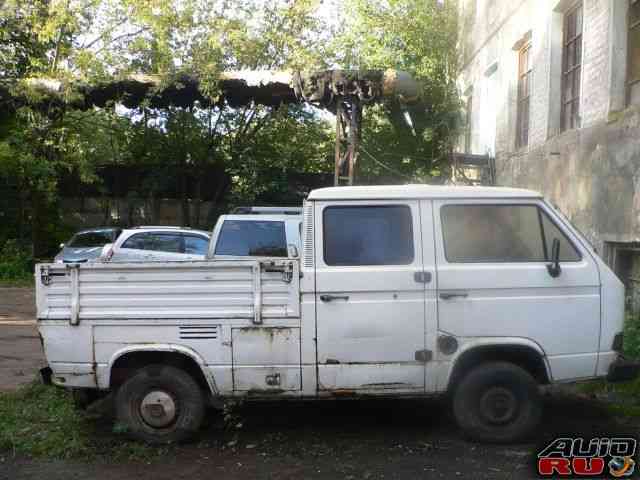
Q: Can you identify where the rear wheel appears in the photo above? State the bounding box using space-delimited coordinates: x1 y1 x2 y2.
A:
452 361 542 443
115 364 205 444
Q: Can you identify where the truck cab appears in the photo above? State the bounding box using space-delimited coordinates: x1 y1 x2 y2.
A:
36 185 637 444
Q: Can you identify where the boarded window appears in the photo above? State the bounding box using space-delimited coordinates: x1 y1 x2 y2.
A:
561 3 583 131
516 42 532 149
629 0 640 104
323 206 414 266
441 205 581 263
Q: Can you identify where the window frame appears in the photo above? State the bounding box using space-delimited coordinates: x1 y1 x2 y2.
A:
439 203 583 264
516 41 532 149
322 204 415 267
560 2 583 132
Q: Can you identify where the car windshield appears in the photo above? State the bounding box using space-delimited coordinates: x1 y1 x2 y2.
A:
67 231 116 248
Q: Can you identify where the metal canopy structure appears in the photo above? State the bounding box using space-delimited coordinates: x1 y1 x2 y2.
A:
0 69 421 185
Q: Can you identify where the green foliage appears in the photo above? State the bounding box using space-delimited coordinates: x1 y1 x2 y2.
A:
0 0 461 248
624 311 640 359
0 239 33 285
334 0 461 182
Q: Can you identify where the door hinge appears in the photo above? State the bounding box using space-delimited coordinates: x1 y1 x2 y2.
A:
415 349 433 363
414 271 432 284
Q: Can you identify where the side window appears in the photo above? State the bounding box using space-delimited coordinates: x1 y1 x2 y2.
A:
323 205 414 266
215 221 287 257
441 204 581 263
442 205 545 262
122 233 153 250
184 235 209 255
150 233 183 253
539 210 581 261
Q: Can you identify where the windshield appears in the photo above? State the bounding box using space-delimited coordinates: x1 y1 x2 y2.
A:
67 230 117 248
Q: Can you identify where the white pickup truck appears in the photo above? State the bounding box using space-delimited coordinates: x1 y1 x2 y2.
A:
36 185 638 444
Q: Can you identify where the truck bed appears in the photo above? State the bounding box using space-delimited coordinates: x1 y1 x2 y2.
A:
36 259 300 323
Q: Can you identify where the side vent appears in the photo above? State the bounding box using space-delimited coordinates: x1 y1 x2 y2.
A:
179 325 219 340
303 201 314 268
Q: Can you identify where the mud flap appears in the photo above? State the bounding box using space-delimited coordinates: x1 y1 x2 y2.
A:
40 366 52 385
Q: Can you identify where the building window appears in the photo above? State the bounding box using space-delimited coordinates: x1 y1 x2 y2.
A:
464 94 473 153
561 3 583 131
629 0 640 104
516 42 532 149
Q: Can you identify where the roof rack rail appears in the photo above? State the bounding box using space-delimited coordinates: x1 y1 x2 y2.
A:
231 206 302 215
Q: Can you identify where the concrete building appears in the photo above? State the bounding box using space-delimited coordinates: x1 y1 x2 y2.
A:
457 0 640 305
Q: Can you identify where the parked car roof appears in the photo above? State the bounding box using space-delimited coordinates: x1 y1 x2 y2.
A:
231 206 302 215
125 227 210 236
307 185 542 201
74 227 121 234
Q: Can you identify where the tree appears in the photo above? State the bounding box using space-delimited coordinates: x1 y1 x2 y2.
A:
333 0 461 183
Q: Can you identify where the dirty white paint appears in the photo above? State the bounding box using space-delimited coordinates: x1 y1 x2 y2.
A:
37 185 626 399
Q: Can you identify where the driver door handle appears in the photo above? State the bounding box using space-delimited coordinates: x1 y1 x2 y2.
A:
320 294 350 302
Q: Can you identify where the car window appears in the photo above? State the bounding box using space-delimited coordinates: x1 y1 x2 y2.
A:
323 205 414 266
441 204 579 263
67 231 115 248
121 233 154 250
184 235 209 255
150 233 183 253
215 220 287 257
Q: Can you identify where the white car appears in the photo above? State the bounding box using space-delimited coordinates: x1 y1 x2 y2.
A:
102 227 211 262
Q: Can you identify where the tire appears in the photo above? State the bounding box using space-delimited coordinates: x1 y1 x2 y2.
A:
452 361 542 443
115 364 205 444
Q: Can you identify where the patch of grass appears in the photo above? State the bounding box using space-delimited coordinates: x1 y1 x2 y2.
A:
577 376 640 418
0 382 168 461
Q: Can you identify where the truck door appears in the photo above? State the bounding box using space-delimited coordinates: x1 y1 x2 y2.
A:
433 199 601 382
315 200 434 393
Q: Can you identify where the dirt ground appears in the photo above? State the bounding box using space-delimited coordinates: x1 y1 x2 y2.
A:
0 287 637 480
0 288 42 391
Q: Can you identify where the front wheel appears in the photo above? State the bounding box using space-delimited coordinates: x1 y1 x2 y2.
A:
452 362 542 443
115 364 205 444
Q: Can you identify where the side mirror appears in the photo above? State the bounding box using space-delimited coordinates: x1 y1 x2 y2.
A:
59 243 65 249
546 238 562 278
287 244 299 258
